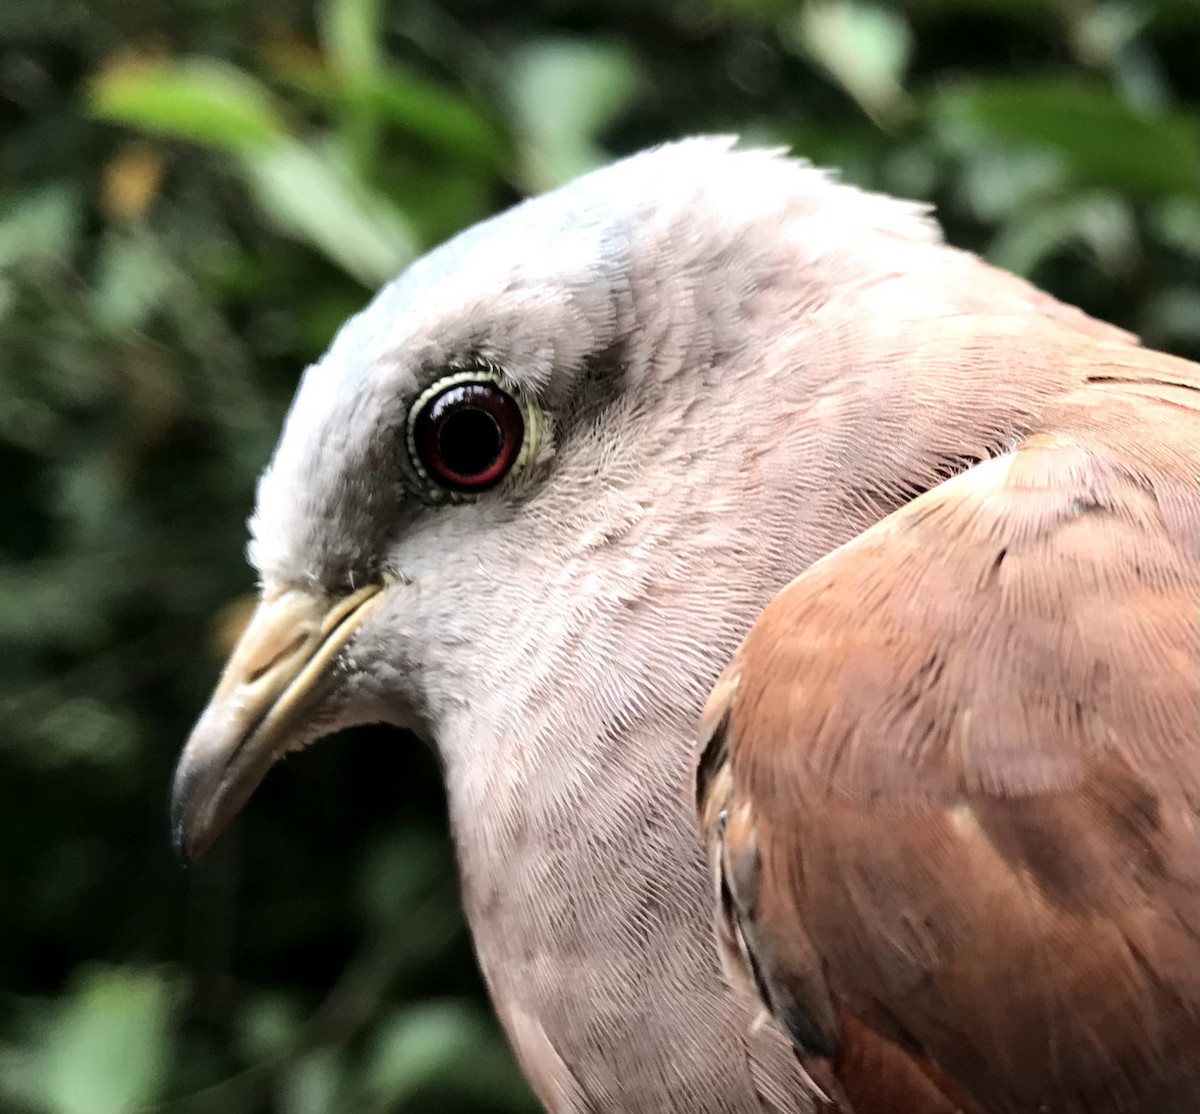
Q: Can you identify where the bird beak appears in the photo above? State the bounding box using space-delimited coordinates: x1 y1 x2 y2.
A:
170 584 386 860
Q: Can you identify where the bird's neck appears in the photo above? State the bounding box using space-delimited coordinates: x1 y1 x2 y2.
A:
426 253 1134 1110
439 254 1125 827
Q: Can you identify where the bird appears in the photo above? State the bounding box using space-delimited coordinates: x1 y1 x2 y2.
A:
171 137 1199 1114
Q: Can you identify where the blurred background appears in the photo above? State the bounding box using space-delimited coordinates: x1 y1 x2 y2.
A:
1 0 1197 1110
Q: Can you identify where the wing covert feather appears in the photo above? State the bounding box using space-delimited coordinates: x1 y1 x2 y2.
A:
697 359 1200 1114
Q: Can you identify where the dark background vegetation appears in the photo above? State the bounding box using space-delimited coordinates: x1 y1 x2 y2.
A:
2 0 1197 1110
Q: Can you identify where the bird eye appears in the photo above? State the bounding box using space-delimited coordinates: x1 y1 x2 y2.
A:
407 374 533 497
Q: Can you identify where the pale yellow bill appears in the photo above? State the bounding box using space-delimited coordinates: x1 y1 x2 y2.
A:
170 584 385 859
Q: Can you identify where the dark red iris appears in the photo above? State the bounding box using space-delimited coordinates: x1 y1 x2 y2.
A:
413 381 524 493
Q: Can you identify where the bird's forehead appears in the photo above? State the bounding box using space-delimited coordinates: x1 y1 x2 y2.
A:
356 203 631 388
297 146 676 411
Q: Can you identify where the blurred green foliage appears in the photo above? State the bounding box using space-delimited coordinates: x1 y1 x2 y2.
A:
1 0 1197 1110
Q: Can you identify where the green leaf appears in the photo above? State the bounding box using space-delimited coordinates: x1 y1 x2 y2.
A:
705 0 798 16
1142 286 1200 347
507 38 641 191
1069 0 1152 68
343 71 506 163
1153 196 1200 259
238 138 415 285
986 192 1139 277
88 58 287 154
279 1048 344 1114
359 1001 538 1111
0 559 112 648
89 232 174 334
38 967 174 1114
34 696 140 768
930 80 1200 197
281 64 505 164
320 0 384 81
955 147 1067 222
316 0 387 175
359 1001 481 1103
235 992 304 1064
789 1 913 125
0 183 82 272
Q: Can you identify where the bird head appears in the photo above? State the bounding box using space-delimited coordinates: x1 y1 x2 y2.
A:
170 137 942 859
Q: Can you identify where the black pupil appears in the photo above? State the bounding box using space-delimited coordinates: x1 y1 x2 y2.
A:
437 406 502 477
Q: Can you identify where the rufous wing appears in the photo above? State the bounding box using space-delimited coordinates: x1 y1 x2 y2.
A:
696 350 1200 1114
